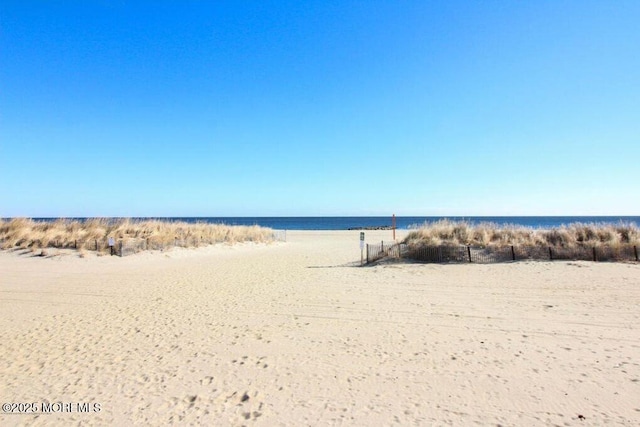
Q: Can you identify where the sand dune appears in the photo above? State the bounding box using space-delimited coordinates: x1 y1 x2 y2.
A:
1 230 639 426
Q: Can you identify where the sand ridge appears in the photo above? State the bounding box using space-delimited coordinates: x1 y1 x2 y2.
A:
1 230 639 426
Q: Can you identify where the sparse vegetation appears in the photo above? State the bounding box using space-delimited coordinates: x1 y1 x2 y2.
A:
404 219 640 248
0 218 276 255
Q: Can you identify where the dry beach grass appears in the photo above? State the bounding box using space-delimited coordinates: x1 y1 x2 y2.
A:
404 219 640 248
0 218 275 255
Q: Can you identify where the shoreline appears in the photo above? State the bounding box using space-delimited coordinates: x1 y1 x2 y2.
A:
3 215 640 231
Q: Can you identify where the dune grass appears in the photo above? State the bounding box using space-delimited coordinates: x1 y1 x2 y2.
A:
0 218 276 254
403 219 640 249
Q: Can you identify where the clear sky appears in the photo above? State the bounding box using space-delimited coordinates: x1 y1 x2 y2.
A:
1 1 638 217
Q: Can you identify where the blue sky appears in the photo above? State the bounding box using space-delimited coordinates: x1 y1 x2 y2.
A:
1 1 638 217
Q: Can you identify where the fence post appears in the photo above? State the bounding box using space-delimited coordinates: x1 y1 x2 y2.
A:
593 247 597 262
511 246 516 261
366 244 369 264
74 240 77 249
549 247 553 260
634 245 638 262
95 239 98 251
381 241 384 252
119 241 123 257
467 246 472 263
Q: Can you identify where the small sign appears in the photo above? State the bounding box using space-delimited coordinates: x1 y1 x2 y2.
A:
108 237 115 247
360 232 365 241
360 240 365 250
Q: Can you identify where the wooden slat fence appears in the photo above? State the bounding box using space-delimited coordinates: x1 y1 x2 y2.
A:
366 243 639 264
366 241 405 263
3 230 287 257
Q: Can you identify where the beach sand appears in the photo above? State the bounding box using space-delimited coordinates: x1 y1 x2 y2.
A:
1 230 639 426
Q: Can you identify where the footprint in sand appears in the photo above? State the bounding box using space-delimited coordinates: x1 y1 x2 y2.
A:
200 376 215 386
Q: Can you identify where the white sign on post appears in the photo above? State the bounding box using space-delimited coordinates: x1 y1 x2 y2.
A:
107 237 116 256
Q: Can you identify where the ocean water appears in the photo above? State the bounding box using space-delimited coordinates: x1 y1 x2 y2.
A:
31 216 639 230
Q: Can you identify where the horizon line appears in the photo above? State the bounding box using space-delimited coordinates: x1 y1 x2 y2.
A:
3 214 640 219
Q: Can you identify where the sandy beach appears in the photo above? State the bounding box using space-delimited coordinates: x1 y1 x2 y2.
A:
1 230 639 426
